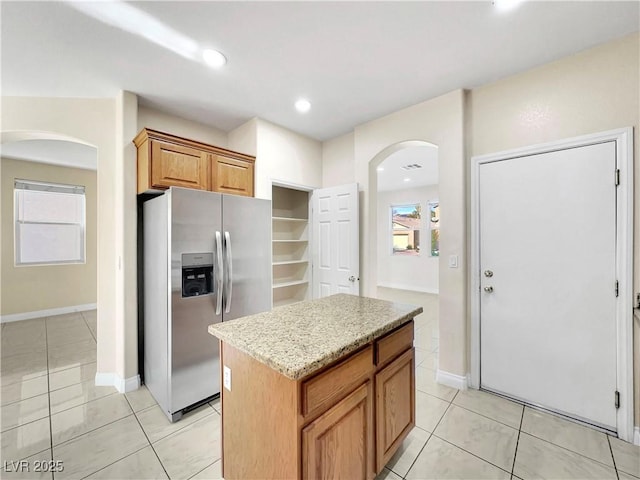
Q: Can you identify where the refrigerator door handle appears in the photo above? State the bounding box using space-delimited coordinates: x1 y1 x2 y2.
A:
215 231 223 315
224 231 233 314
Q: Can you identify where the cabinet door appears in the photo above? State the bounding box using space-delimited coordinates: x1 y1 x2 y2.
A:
150 140 210 191
302 381 374 480
213 155 254 197
375 348 415 472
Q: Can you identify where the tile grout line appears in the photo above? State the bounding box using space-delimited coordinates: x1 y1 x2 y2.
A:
432 433 513 477
45 316 55 480
81 311 97 343
399 396 456 479
521 427 619 470
606 435 621 480
126 395 175 479
509 404 525 478
451 401 521 431
439 390 512 476
187 460 218 480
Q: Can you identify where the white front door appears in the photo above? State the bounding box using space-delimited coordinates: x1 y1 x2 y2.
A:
479 141 617 430
311 183 359 297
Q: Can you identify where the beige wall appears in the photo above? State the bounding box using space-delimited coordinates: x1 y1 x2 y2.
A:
468 32 640 429
1 96 119 380
322 132 355 187
353 90 467 376
137 105 228 147
1 158 97 315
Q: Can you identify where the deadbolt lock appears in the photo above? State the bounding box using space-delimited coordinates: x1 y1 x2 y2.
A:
484 286 494 293
484 270 493 278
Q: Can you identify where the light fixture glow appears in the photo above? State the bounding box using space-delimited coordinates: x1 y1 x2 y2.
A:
492 0 524 12
295 99 311 113
377 167 384 172
404 178 411 182
65 1 199 60
202 49 227 68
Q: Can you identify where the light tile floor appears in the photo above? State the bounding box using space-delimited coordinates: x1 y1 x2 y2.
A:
1 297 638 480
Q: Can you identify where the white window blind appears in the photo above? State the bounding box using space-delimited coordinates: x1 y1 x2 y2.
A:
15 179 86 266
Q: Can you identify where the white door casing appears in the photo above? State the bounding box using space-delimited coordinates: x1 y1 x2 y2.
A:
470 128 633 442
312 183 360 297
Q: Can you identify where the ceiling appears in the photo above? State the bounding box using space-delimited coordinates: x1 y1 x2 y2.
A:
377 145 438 192
2 1 639 142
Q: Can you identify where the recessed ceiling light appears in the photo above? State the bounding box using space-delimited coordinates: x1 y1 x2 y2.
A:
404 178 411 182
202 49 226 68
377 167 384 172
295 99 311 113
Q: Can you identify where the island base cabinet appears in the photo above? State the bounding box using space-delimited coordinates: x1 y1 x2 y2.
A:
302 381 375 480
375 348 415 472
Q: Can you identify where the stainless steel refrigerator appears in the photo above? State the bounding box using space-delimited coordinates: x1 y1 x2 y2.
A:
143 187 271 422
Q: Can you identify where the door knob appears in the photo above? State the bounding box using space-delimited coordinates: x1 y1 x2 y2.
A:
484 270 493 278
484 286 494 293
348 275 359 282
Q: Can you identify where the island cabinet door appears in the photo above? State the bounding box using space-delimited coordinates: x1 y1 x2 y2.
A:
302 381 375 480
375 348 415 472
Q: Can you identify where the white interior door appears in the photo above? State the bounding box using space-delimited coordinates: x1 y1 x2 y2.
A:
312 183 359 297
479 142 617 430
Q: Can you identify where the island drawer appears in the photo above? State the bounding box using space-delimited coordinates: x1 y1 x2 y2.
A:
301 345 373 418
375 320 414 368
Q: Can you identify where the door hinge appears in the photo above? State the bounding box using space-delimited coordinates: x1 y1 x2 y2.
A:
615 169 620 186
615 391 620 409
615 281 619 297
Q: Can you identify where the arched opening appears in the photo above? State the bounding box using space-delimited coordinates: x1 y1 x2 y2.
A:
1 130 99 351
368 140 442 369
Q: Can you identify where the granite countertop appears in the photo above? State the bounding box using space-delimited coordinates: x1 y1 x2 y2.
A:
208 293 422 380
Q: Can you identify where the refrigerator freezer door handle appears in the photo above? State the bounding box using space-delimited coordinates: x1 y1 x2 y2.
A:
224 231 233 314
215 231 223 315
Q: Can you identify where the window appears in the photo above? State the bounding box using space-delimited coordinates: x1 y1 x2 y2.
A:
429 201 439 257
391 204 421 256
14 179 86 266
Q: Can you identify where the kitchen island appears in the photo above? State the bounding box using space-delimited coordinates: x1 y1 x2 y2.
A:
208 293 422 480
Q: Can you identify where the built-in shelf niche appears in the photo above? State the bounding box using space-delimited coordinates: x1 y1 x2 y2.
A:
272 185 311 307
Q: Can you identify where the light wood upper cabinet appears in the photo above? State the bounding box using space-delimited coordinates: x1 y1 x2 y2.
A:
134 128 255 196
150 140 210 191
214 155 254 197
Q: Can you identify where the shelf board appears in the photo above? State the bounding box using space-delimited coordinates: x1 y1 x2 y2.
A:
272 239 308 243
272 260 309 266
272 279 309 289
272 216 308 223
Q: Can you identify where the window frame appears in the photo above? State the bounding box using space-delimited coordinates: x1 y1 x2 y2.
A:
390 202 422 257
428 200 440 257
14 179 87 267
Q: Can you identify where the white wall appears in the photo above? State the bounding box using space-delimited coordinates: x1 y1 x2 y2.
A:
323 132 355 187
137 105 228 147
246 119 322 198
377 185 439 293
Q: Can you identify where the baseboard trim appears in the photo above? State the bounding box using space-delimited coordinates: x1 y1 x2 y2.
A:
436 369 468 391
95 372 140 394
634 426 640 446
1 303 97 323
377 282 439 295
